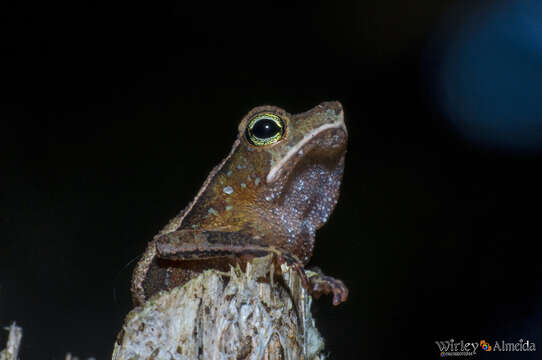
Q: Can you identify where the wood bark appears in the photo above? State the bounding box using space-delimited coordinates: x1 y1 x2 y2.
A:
0 323 22 360
112 255 326 360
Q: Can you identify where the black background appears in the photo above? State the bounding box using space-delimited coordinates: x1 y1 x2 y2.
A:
1 1 541 359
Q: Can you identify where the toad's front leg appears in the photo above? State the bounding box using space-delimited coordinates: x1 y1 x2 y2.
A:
305 267 349 306
155 229 348 305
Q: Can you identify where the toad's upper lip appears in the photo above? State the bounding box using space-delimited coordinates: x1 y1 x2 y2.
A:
266 119 347 183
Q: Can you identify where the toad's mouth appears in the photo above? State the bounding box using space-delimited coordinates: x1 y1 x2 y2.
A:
266 122 347 184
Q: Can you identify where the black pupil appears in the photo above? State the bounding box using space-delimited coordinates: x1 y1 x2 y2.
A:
252 119 280 139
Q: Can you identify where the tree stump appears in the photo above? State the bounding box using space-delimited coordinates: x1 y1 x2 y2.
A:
112 255 326 360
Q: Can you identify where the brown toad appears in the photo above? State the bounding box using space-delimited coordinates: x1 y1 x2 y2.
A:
132 101 348 306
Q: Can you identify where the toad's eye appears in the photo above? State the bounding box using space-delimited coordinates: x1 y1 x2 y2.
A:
245 113 285 146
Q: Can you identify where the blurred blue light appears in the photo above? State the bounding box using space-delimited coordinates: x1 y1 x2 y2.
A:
436 0 542 152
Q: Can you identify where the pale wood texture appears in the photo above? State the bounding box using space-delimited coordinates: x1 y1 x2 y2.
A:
113 255 326 360
0 323 94 360
0 323 22 360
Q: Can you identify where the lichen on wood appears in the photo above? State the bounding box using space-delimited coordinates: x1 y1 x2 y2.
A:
113 255 325 360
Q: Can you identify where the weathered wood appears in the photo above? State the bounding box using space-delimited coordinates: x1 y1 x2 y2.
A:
0 323 22 360
113 255 325 360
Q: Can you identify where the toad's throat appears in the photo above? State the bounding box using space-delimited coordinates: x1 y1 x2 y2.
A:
273 146 345 232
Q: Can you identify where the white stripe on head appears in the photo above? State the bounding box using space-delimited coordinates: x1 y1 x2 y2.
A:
266 120 346 183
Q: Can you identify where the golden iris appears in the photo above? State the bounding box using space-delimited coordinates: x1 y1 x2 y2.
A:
245 113 285 146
